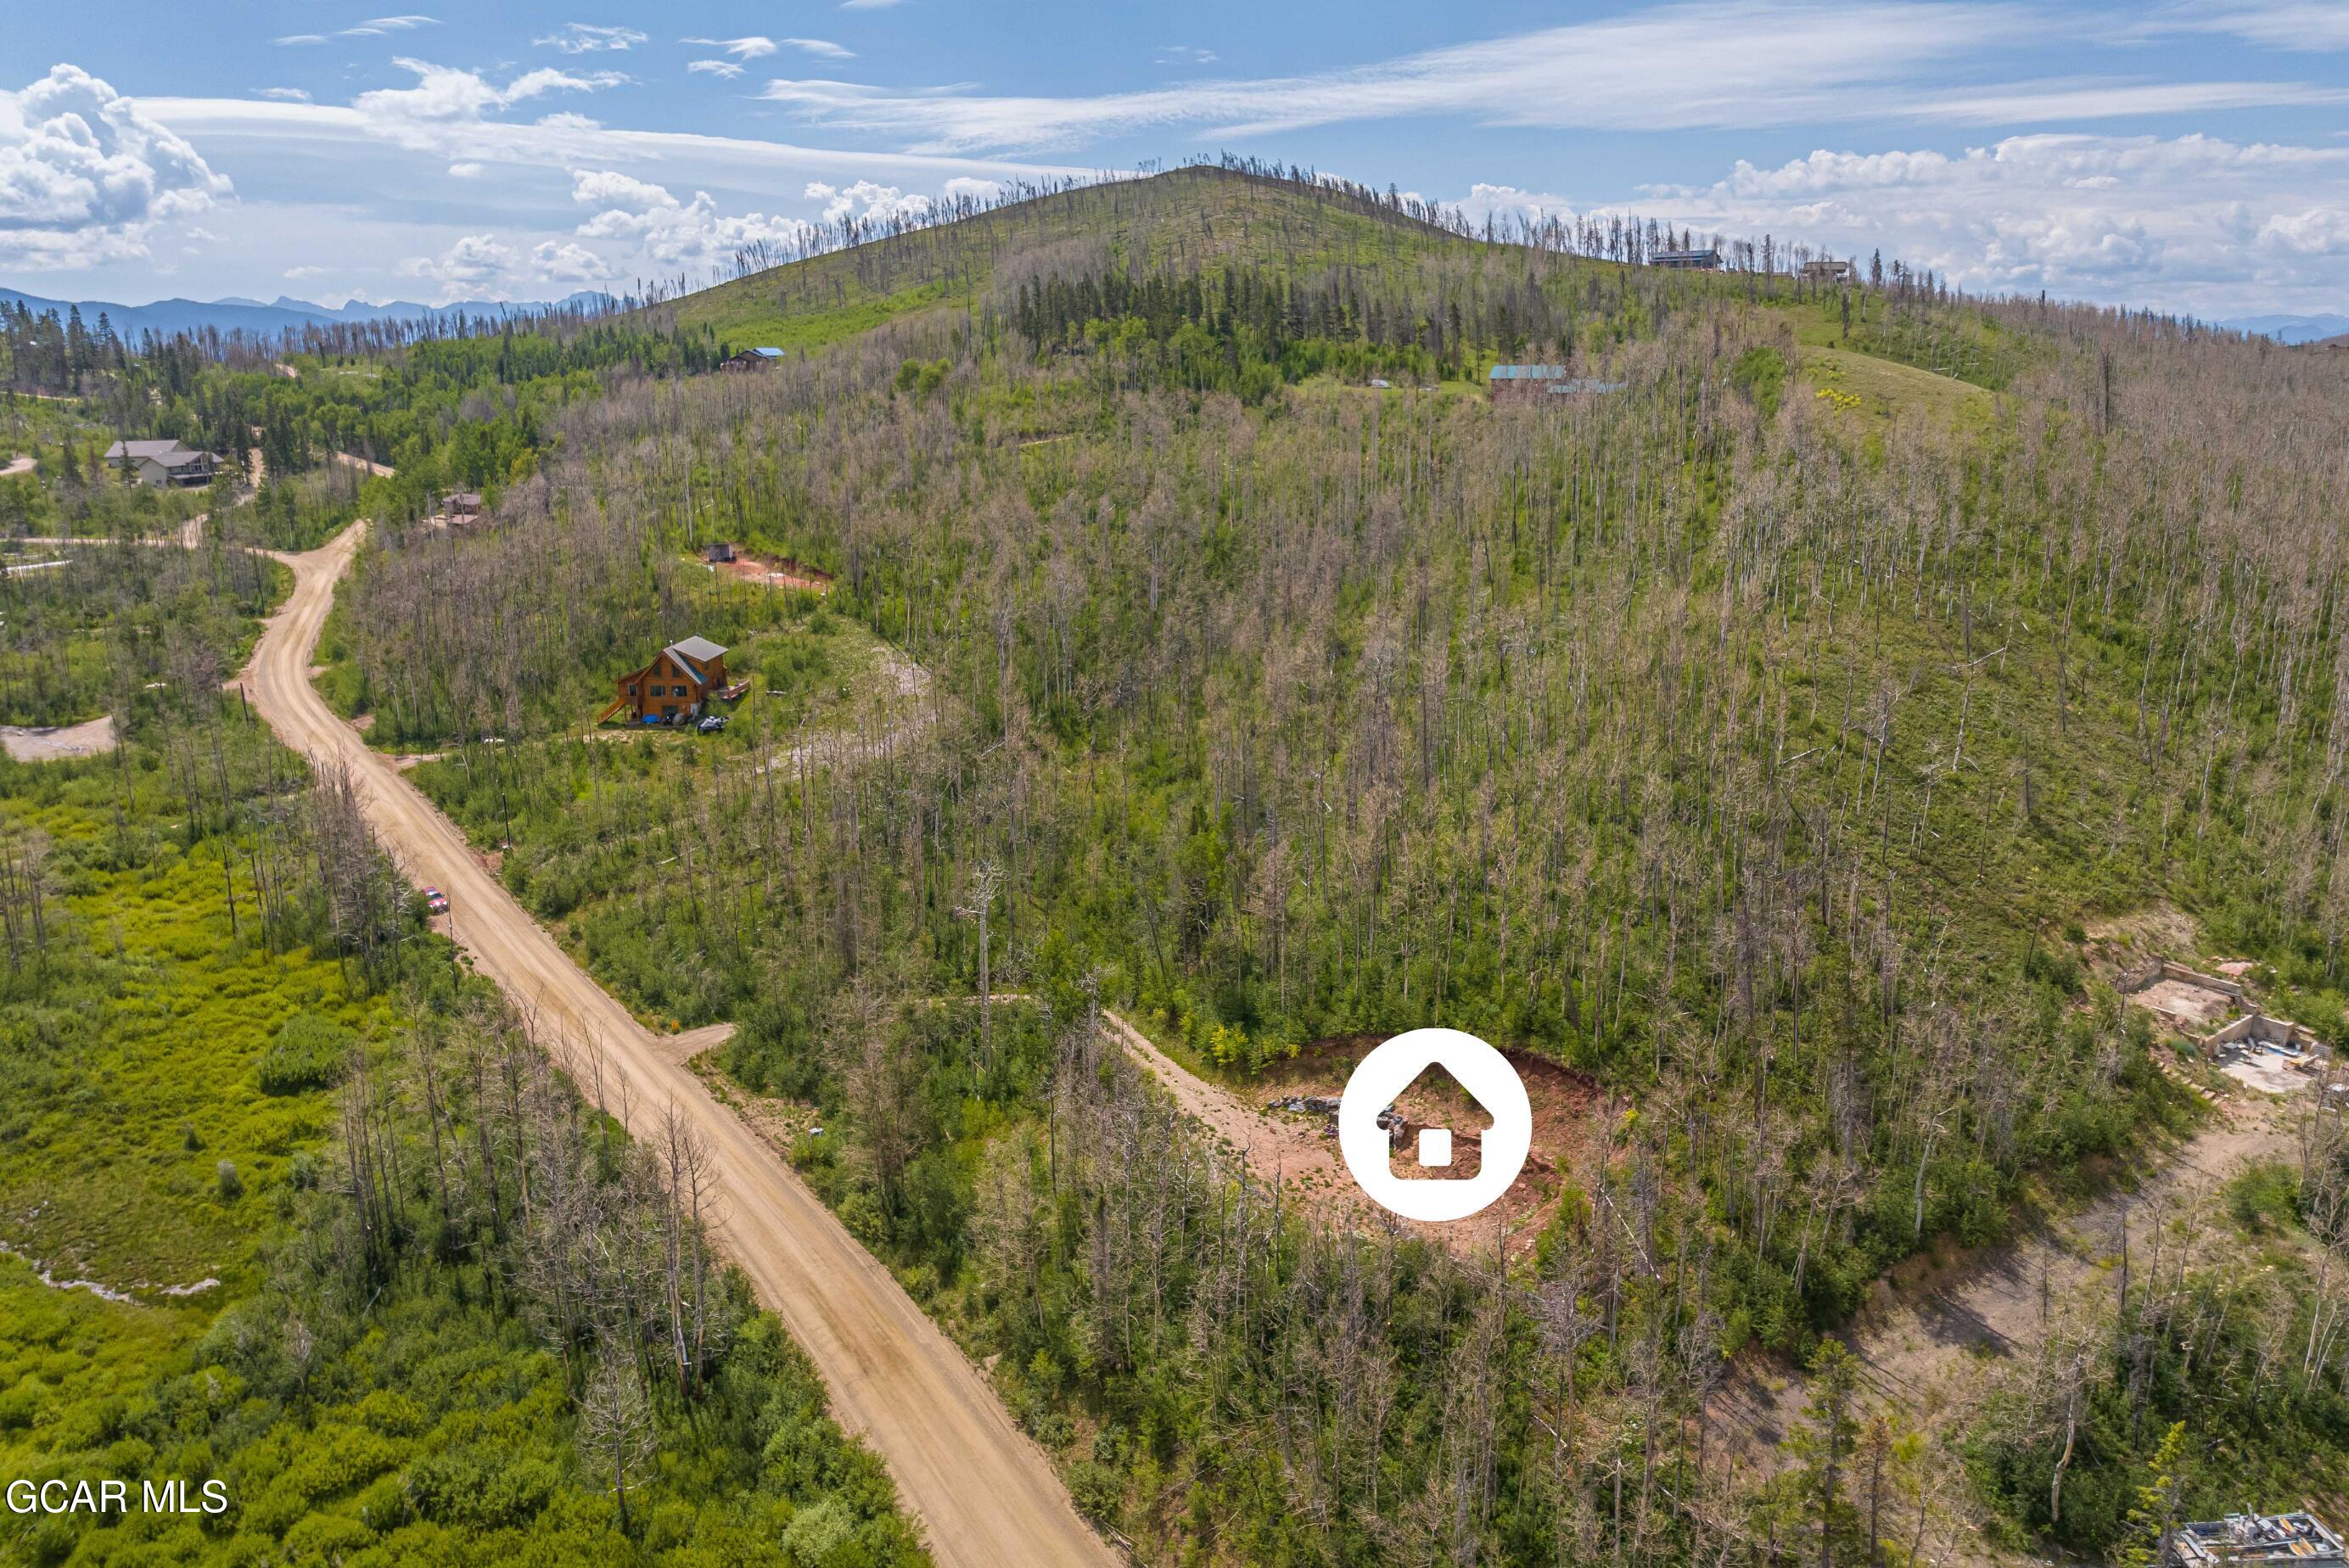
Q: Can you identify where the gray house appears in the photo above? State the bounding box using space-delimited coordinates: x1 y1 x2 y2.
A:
104 439 222 488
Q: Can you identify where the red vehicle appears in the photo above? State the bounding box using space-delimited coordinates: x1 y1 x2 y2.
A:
423 888 450 916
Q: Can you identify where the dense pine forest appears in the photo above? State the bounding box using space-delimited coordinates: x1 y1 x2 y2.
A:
8 163 2348 1565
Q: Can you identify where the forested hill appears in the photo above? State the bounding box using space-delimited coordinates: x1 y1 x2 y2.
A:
653 160 1741 361
319 162 2349 1562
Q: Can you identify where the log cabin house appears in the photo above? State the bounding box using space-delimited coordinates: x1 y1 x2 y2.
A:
598 636 732 725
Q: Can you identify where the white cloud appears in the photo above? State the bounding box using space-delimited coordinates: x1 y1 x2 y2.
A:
687 59 746 78
803 177 931 226
782 39 856 61
537 23 648 53
570 167 677 209
531 238 614 280
255 87 312 103
2260 206 2349 255
682 36 779 60
941 175 1002 203
447 160 484 177
839 0 905 9
401 232 515 293
275 34 327 47
284 264 328 279
1586 131 2349 314
334 58 628 156
570 166 815 267
0 64 233 271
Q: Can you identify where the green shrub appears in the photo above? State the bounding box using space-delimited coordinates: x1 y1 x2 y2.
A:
2228 1161 2299 1231
1730 345 1789 417
1067 1459 1124 1522
258 1012 355 1095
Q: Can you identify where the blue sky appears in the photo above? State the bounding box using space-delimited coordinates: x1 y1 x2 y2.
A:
3 2 2346 316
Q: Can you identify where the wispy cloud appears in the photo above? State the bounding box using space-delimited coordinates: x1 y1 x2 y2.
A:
255 87 312 102
2144 1 2349 51
755 2 2029 151
341 14 440 38
682 35 779 60
283 14 440 44
782 38 856 61
1915 78 2349 123
687 59 745 78
137 62 1085 188
839 0 906 9
537 23 648 53
755 0 2346 153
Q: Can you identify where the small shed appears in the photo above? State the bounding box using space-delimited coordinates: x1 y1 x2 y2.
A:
705 541 736 563
443 491 484 521
1802 259 1857 283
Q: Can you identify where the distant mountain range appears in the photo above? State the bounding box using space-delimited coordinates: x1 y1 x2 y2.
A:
2214 313 2349 345
0 287 621 340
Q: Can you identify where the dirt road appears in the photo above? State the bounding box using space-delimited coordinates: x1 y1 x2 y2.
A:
1723 1096 2296 1470
0 455 31 479
239 525 1113 1568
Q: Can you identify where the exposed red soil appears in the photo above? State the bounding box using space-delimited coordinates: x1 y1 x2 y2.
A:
1116 1019 1601 1262
715 550 835 593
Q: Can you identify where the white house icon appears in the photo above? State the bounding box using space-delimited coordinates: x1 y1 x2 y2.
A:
1339 1029 1531 1222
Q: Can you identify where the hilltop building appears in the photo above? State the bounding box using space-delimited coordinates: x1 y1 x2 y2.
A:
1487 366 1629 403
1651 247 1722 271
104 439 222 488
721 347 785 371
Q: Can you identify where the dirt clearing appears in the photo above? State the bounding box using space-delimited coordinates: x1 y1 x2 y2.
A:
1104 1013 1596 1261
3 715 117 762
704 549 836 593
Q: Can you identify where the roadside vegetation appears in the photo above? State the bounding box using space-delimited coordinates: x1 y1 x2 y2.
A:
0 686 927 1561
0 534 283 729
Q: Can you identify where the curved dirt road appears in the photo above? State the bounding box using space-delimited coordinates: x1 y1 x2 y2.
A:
240 525 1113 1568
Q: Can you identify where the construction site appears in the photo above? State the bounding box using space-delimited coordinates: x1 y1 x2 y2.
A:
2119 958 2330 1095
2172 1512 2346 1566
